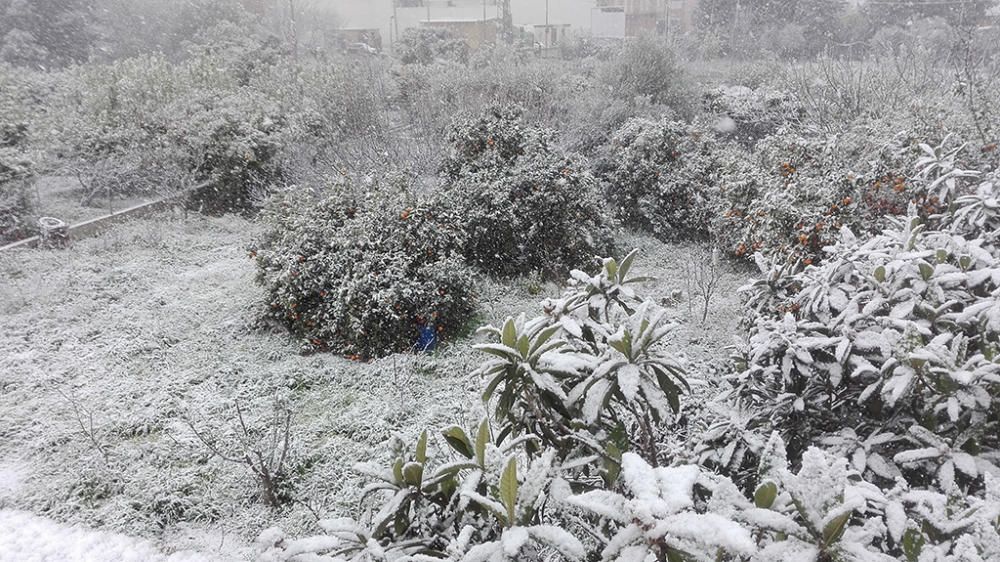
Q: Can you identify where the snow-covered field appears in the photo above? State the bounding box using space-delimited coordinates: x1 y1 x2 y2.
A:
0 510 212 562
0 213 745 559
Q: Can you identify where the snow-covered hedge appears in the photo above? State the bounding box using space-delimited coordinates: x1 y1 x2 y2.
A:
436 106 616 279
709 127 964 266
166 88 290 212
601 117 717 241
703 85 801 144
255 246 1000 561
253 176 476 358
0 122 34 243
697 148 1000 559
395 28 470 66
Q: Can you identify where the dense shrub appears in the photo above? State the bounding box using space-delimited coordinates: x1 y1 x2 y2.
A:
601 117 717 240
0 117 34 243
707 151 1000 516
439 105 549 180
167 88 290 212
703 85 801 144
253 176 476 359
601 36 697 117
437 106 616 279
710 126 938 265
0 147 34 243
258 252 1000 562
395 27 470 66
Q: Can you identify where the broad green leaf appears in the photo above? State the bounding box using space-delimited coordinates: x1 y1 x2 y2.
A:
902 528 925 562
609 337 630 357
605 258 618 279
482 371 507 402
402 461 423 487
653 368 683 412
516 334 530 358
475 343 520 361
415 430 428 464
476 418 490 467
501 318 517 348
372 489 409 538
918 262 934 281
823 511 851 545
665 546 690 562
754 481 778 509
604 441 622 485
528 324 561 357
392 458 404 485
499 457 518 527
427 462 479 488
619 249 638 281
874 265 886 283
442 426 473 459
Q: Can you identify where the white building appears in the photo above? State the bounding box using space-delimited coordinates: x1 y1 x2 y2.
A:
326 0 600 50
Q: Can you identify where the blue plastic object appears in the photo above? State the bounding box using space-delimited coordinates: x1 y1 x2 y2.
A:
416 324 438 353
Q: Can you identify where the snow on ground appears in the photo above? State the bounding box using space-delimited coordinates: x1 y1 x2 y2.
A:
0 510 212 562
0 213 747 557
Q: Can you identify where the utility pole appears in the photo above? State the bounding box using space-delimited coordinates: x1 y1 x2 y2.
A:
393 0 399 46
499 0 512 43
545 0 549 48
288 0 298 61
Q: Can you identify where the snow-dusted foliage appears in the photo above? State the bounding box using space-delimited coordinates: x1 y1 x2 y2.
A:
255 253 716 561
601 118 717 240
0 120 34 242
600 36 696 115
253 175 476 358
165 88 289 212
474 250 689 465
708 127 974 266
568 452 756 561
698 148 1000 559
436 106 616 279
395 28 470 66
36 49 293 211
703 85 801 144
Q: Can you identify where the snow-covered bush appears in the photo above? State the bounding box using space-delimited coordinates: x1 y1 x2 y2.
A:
395 28 470 66
473 251 689 467
253 175 476 358
440 105 549 180
600 36 697 117
713 149 1000 503
436 106 616 279
710 127 930 265
166 87 290 212
703 85 801 145
256 253 761 562
600 117 717 240
0 121 34 243
568 452 757 561
0 156 33 243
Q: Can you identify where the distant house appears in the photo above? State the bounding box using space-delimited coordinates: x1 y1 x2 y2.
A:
523 23 573 47
592 6 627 38
592 0 699 38
327 0 601 53
666 0 699 34
336 28 384 51
420 18 499 48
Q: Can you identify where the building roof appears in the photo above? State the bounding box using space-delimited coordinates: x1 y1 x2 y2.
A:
420 18 498 24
